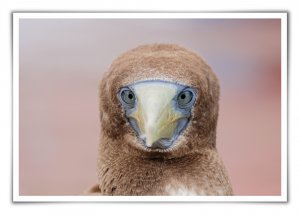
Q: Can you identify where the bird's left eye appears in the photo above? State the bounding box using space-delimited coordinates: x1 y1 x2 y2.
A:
120 89 136 106
177 89 194 107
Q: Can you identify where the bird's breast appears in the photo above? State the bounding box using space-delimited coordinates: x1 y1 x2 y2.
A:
164 180 228 196
164 184 200 195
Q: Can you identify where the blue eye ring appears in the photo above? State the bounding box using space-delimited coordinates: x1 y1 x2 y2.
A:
118 87 136 108
177 88 195 108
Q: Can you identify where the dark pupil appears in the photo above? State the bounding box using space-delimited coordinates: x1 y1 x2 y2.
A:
180 94 186 100
128 93 133 99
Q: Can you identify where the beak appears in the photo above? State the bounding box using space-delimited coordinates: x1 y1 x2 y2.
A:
128 82 186 149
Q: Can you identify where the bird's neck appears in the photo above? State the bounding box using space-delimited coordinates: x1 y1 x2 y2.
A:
97 151 209 195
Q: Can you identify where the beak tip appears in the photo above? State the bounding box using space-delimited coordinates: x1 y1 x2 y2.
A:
145 139 173 150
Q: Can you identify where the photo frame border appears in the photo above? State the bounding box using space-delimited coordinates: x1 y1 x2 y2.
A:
12 12 288 202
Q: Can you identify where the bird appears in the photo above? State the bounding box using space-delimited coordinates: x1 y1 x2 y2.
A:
88 44 233 196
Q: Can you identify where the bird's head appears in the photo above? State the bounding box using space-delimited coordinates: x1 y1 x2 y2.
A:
99 44 219 159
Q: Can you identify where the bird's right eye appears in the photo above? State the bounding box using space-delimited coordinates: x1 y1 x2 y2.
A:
120 89 136 106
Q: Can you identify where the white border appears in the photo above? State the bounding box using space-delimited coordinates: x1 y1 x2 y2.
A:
13 12 288 202
13 12 286 19
13 14 20 202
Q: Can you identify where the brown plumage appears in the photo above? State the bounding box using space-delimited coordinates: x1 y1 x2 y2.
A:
89 44 233 195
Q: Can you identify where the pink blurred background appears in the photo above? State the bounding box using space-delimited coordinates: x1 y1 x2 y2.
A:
19 18 281 196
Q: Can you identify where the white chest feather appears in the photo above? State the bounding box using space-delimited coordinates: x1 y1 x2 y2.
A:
165 183 227 196
165 184 205 196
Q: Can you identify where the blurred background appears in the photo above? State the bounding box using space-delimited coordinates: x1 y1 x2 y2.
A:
19 18 281 196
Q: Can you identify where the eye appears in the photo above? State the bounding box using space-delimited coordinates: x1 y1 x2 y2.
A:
177 89 194 107
120 89 136 106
